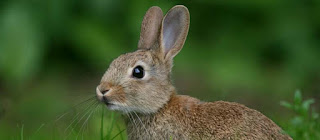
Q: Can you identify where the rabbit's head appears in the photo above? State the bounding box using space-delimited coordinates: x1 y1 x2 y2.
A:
96 5 189 114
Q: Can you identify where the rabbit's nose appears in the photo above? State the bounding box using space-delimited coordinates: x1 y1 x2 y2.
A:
96 86 110 95
101 89 109 95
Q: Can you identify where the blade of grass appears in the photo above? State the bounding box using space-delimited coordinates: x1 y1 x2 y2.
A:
115 122 125 140
30 123 45 140
105 112 115 139
110 128 126 140
101 106 105 140
20 124 24 140
35 123 45 134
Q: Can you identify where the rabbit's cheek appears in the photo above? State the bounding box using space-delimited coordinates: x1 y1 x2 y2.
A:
107 86 126 104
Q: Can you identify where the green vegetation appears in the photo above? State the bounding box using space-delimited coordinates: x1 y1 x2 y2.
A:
281 90 320 139
0 0 319 139
2 91 320 139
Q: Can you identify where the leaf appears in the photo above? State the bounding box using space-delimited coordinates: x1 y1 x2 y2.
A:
294 90 302 105
291 116 303 126
302 99 314 112
280 101 292 109
312 109 319 120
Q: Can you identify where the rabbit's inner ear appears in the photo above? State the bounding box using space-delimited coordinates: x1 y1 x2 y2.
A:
160 5 189 60
138 6 163 50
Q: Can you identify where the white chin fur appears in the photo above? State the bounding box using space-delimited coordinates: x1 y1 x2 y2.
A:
106 103 131 113
106 103 154 114
106 105 119 110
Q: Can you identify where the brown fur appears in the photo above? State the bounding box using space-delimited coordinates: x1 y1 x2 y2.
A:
96 5 292 140
126 95 291 139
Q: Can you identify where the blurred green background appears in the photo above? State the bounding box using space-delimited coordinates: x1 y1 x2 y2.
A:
1 0 320 139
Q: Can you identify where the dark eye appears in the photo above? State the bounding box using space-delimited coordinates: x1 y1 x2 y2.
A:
132 66 144 79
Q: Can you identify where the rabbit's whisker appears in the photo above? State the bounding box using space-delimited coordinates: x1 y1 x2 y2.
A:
124 115 133 137
64 101 99 139
125 109 139 138
132 111 150 138
64 112 81 133
55 96 96 122
73 102 99 129
76 103 100 139
64 99 97 133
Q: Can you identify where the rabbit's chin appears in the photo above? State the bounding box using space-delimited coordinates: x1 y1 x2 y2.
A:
106 103 157 114
104 102 126 111
105 104 120 111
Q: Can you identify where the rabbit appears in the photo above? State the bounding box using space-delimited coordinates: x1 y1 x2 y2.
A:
95 5 292 140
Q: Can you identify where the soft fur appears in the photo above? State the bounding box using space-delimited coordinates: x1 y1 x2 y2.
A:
96 5 292 140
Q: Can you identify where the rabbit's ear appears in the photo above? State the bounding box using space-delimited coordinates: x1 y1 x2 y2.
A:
160 5 189 60
138 6 163 50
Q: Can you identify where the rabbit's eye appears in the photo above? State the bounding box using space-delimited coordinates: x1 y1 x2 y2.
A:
132 66 144 79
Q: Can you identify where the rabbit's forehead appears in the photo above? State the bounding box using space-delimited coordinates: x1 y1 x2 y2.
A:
101 50 154 82
112 50 153 67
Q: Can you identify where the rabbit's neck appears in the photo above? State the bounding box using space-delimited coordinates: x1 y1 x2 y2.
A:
124 94 200 139
123 92 178 123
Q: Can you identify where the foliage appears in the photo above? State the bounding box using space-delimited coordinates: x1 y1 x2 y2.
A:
281 90 320 139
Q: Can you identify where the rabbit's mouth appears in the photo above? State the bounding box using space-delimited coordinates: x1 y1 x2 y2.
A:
102 96 114 106
105 102 114 107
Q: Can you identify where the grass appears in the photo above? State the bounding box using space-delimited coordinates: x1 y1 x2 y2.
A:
4 91 319 140
105 111 115 139
100 107 104 140
5 100 126 140
100 107 125 140
20 124 24 140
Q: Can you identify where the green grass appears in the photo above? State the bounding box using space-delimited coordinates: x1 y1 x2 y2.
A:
100 107 125 140
4 91 320 140
5 103 126 140
20 124 24 140
100 107 105 140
